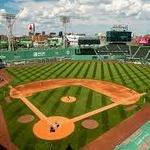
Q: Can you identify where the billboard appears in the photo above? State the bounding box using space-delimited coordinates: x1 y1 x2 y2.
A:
106 31 132 42
138 36 150 45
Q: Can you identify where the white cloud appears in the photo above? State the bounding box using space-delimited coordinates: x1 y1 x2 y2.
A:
99 0 143 16
143 3 150 11
0 9 7 22
0 9 6 13
0 0 150 35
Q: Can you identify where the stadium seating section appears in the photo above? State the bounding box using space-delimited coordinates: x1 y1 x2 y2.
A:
77 44 129 55
134 47 150 59
76 44 150 61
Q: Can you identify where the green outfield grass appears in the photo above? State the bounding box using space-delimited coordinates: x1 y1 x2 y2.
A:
0 61 150 150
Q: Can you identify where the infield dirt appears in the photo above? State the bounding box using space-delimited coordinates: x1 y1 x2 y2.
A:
9 79 144 140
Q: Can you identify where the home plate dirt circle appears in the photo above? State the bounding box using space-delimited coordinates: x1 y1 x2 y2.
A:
81 119 99 129
33 116 75 140
18 114 35 123
61 96 76 103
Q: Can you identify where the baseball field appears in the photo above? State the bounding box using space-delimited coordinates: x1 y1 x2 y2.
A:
0 61 150 150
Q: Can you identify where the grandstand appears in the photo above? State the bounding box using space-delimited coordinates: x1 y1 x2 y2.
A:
75 43 150 61
72 27 150 62
0 25 150 64
131 46 150 60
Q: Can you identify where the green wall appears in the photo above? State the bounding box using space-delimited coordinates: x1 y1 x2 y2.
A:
0 48 74 62
0 47 128 62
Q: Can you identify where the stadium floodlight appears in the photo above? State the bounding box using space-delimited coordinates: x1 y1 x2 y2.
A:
0 9 24 51
60 16 70 48
60 16 70 34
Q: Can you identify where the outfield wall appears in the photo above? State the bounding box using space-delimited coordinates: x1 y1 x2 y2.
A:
0 48 75 62
0 49 127 63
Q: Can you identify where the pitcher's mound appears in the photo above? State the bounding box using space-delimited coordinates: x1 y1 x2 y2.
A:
61 96 76 103
81 119 99 129
18 114 35 123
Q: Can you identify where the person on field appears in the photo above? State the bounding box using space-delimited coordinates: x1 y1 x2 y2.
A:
50 122 60 132
67 96 70 101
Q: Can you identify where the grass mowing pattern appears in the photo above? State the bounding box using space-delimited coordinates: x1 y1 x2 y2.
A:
0 61 150 150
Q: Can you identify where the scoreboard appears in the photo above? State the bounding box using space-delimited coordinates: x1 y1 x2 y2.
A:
78 37 100 45
106 31 132 42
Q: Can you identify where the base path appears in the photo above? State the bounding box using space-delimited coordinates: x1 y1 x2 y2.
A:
9 79 145 140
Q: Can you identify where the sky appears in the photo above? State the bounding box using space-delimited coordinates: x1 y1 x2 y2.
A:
0 0 150 36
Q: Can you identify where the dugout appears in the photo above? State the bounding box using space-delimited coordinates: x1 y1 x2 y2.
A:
0 59 6 69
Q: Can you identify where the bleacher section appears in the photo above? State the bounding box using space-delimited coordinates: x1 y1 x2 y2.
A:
118 44 129 52
99 46 107 52
75 44 130 57
104 44 129 53
107 44 129 55
134 47 150 59
130 46 139 56
128 46 150 60
76 44 129 56
147 51 150 60
75 44 150 62
106 44 120 51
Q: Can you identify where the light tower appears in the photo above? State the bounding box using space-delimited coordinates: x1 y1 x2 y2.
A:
0 9 23 51
60 16 70 48
60 16 70 34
